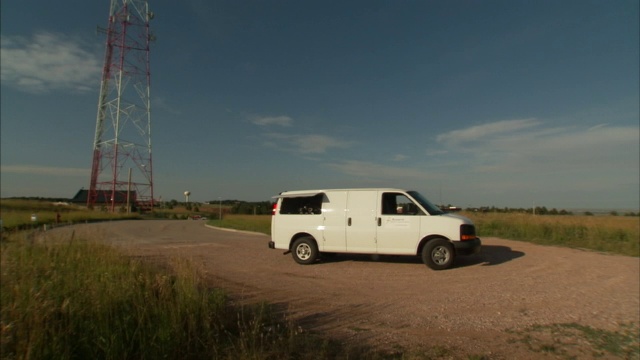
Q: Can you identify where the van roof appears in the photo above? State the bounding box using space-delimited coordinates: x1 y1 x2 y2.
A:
274 188 409 198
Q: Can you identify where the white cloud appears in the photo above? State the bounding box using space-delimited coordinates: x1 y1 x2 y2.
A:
295 134 350 154
264 133 351 154
464 122 637 173
436 118 540 145
429 120 640 207
153 96 181 115
251 115 293 127
0 32 101 93
1 165 89 177
325 160 431 181
587 123 609 131
393 154 408 161
251 114 350 154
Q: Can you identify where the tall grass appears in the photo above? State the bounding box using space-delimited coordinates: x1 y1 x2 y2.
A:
1 199 139 230
0 232 387 359
464 212 639 257
208 214 272 235
150 203 232 220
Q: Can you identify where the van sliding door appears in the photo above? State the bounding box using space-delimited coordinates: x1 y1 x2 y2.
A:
344 190 378 253
321 191 347 252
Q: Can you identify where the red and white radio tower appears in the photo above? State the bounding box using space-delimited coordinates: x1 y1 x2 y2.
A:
88 0 155 212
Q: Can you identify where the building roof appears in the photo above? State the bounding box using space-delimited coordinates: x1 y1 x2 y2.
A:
71 189 137 204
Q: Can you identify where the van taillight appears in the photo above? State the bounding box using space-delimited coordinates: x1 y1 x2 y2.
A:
272 203 278 215
460 224 476 241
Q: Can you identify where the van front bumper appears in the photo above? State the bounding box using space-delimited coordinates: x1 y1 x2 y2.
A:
454 238 481 255
268 241 275 249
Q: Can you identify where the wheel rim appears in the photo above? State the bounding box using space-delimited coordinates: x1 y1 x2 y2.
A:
431 245 451 265
296 243 311 260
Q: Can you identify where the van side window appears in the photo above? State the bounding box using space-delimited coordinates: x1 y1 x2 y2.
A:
381 193 423 215
280 194 323 215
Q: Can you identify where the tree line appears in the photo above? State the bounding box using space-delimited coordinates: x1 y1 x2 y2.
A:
462 205 638 217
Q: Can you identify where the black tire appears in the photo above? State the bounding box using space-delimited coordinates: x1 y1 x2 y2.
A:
422 238 455 270
291 237 318 265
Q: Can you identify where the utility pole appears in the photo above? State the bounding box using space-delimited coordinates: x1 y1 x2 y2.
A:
88 0 156 212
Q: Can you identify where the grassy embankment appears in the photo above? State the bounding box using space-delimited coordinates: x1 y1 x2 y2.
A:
208 214 273 234
209 212 639 257
0 200 416 359
0 199 139 230
149 203 233 220
1 232 373 359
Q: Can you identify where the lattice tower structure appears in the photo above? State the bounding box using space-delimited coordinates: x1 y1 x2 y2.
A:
88 0 155 212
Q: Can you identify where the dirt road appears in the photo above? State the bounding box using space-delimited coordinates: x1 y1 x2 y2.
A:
49 220 639 359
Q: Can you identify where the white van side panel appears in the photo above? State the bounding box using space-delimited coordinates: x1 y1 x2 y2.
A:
320 191 347 252
271 188 480 269
345 190 378 253
273 213 322 249
419 214 468 241
271 189 472 254
377 215 421 254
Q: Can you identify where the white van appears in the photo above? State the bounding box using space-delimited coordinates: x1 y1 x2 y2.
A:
268 188 481 270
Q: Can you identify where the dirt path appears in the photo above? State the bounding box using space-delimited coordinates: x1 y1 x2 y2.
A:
48 220 639 359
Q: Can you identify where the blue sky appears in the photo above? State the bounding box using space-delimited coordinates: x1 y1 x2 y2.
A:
1 0 639 210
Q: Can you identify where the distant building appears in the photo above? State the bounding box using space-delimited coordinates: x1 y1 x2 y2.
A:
439 205 462 212
71 189 136 207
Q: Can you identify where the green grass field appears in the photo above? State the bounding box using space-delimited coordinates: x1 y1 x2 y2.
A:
0 199 139 230
463 211 639 257
0 233 343 359
208 214 272 234
0 201 392 359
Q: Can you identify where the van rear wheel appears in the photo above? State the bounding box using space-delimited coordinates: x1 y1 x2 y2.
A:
422 238 454 270
292 237 318 265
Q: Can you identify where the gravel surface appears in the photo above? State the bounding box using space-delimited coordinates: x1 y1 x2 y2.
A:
47 220 639 359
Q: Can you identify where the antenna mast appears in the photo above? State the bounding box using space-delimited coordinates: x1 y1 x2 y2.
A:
88 0 155 212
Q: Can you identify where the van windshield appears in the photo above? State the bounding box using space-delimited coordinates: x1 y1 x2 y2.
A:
407 191 444 215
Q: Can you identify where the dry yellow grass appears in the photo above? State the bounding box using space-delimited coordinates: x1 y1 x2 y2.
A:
463 211 640 233
462 211 639 256
0 199 138 229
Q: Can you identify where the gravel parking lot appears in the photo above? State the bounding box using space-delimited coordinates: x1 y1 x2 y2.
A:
50 220 639 359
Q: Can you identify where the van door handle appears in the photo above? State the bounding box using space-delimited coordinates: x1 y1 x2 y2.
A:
377 217 381 226
348 217 352 226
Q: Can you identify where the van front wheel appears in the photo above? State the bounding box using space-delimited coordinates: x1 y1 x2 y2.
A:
292 237 318 265
422 238 454 270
